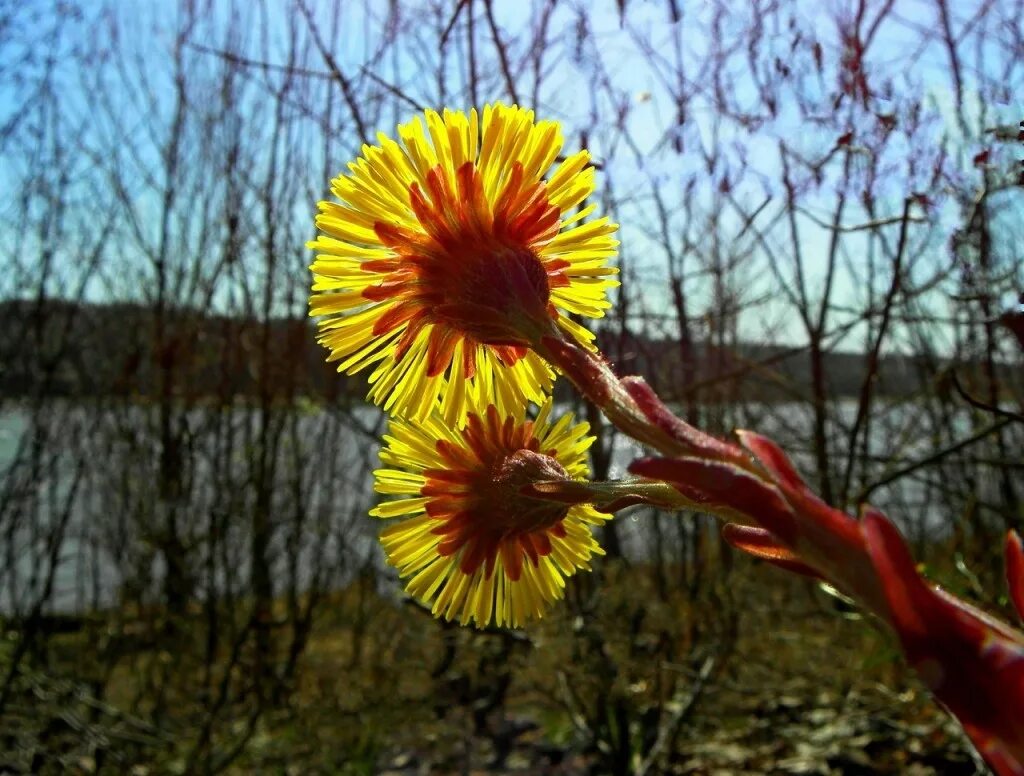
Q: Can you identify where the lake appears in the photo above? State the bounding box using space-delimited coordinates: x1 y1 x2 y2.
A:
0 397 1015 613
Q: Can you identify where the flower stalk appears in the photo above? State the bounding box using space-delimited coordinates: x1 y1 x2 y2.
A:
543 324 1024 776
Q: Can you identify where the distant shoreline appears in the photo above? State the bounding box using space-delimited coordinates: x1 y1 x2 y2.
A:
1 298 1017 403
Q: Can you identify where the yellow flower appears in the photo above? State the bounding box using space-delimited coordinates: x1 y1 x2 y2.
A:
371 398 609 628
309 103 619 425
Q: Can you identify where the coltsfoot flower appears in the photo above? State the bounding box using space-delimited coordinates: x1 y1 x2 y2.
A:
309 103 619 425
371 398 609 628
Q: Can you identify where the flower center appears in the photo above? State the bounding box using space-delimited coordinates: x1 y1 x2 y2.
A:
420 241 553 347
367 161 570 376
486 449 571 534
422 407 573 580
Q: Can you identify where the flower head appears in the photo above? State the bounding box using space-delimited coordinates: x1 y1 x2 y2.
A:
309 103 619 425
371 398 609 628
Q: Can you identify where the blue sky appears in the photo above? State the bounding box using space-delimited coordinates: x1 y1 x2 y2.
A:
1 0 1021 352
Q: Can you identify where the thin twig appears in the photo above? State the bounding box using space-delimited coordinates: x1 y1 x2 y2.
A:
951 371 1024 424
297 0 370 143
482 0 520 103
797 206 926 233
840 197 913 502
187 42 335 80
637 654 718 776
857 417 1013 502
359 66 426 111
439 0 469 47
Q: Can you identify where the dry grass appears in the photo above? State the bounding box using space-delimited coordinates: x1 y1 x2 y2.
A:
1 552 993 774
215 558 981 774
